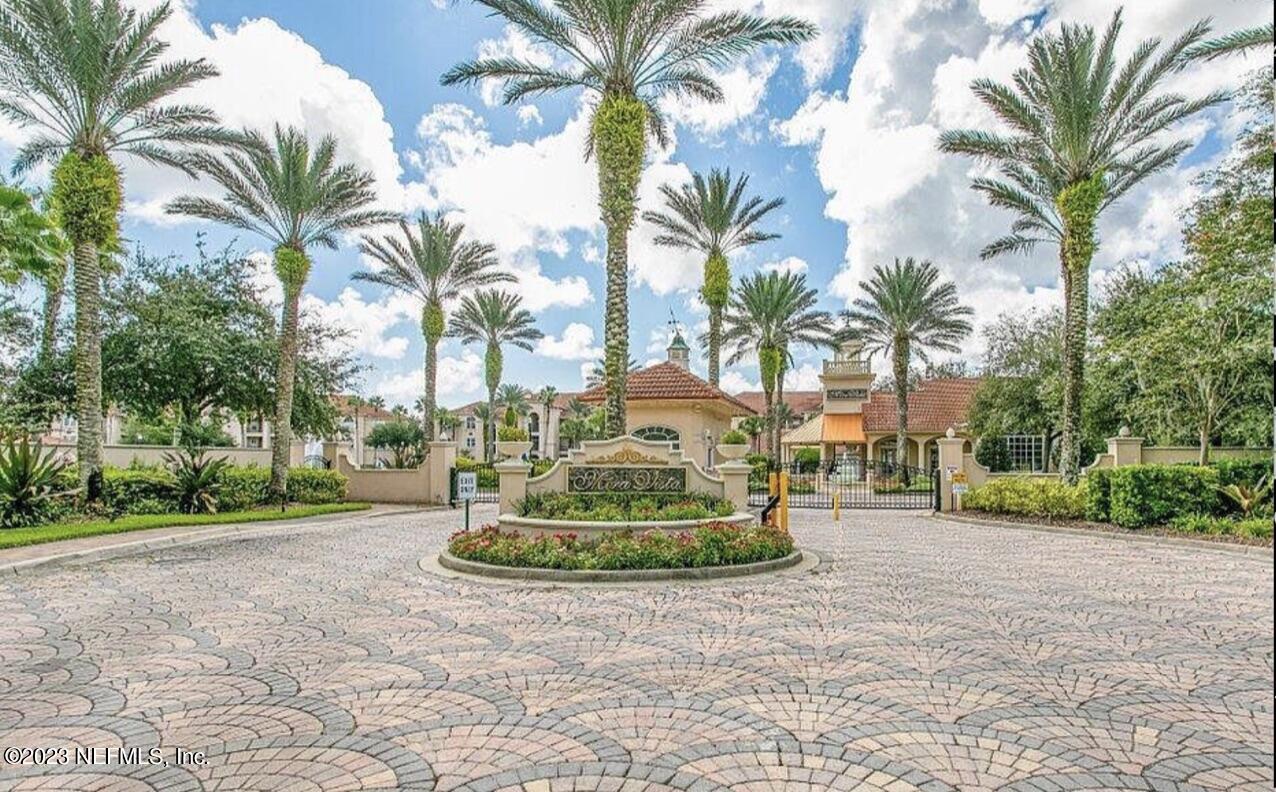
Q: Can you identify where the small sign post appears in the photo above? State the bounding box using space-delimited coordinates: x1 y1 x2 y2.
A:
456 471 477 531
951 471 968 511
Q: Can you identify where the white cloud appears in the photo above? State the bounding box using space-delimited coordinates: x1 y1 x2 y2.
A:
300 288 415 360
661 55 780 136
536 323 603 361
517 105 543 127
718 369 759 394
475 25 554 108
436 351 485 399
783 363 823 391
761 255 809 275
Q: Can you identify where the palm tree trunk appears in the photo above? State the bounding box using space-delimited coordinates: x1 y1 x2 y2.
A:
707 304 723 386
1058 261 1089 483
423 337 437 442
40 268 65 363
774 356 787 464
894 335 910 483
71 239 104 499
763 388 775 468
268 285 302 502
593 94 647 439
484 343 501 460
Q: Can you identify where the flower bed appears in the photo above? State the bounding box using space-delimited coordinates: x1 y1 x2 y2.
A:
448 521 794 571
516 491 735 522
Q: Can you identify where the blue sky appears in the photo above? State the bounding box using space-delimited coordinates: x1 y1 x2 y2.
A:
4 0 1266 409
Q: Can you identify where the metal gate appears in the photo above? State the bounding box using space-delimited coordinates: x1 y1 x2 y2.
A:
748 459 937 510
451 462 498 504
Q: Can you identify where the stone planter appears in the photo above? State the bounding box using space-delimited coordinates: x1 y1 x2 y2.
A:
715 443 750 462
496 511 755 540
495 440 532 460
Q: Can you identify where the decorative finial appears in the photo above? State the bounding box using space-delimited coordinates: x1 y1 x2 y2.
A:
1118 425 1130 437
946 427 956 439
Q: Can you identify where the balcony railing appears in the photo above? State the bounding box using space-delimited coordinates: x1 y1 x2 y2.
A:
823 359 870 376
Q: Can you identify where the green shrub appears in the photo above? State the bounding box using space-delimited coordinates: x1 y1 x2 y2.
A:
1084 467 1113 522
217 467 270 511
497 425 528 442
0 437 78 528
1108 465 1219 529
792 447 821 473
455 455 498 487
1211 457 1269 488
974 435 1013 472
164 448 231 515
448 520 793 570
285 468 347 504
103 467 178 513
1169 513 1273 540
961 476 1086 520
530 458 556 477
719 429 748 445
516 491 736 522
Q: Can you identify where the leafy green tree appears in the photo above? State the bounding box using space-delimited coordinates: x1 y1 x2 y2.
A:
968 310 1063 465
167 125 397 501
643 169 783 385
443 0 814 436
0 185 64 288
723 270 830 463
938 10 1223 482
366 419 426 468
840 258 972 473
355 213 512 440
0 0 229 495
450 290 541 460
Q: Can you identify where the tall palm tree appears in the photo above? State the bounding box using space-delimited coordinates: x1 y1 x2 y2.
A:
1186 21 1273 61
450 289 542 460
354 212 512 441
443 0 814 437
0 0 228 495
773 280 836 452
535 385 559 457
739 415 765 454
840 258 972 474
167 125 398 501
496 383 530 427
938 10 1221 481
643 168 784 385
472 402 493 459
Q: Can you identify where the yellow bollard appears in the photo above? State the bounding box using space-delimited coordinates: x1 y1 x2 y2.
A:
779 471 790 532
833 492 840 522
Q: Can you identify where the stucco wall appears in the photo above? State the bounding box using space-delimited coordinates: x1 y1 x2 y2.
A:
623 402 734 469
44 442 295 468
1140 446 1270 465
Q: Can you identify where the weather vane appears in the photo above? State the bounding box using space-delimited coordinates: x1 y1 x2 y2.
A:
667 308 681 337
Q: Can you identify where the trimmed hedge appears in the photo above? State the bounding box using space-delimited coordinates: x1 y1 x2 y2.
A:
1211 457 1269 489
961 477 1086 520
101 464 346 515
1084 467 1113 522
1108 464 1219 529
517 491 735 522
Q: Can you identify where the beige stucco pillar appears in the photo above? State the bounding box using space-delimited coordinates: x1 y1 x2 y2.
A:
427 441 457 505
936 428 966 512
495 460 530 515
321 441 341 468
1106 428 1144 467
718 461 751 513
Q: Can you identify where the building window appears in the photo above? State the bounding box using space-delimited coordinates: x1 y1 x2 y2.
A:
528 412 540 448
246 416 262 433
465 436 476 449
245 436 263 449
633 425 680 449
465 416 476 430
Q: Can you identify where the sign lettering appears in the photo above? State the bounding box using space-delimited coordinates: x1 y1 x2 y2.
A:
456 471 477 501
567 466 686 493
826 388 868 400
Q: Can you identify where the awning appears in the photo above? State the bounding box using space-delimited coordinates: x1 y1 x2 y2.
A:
821 413 865 444
781 415 823 446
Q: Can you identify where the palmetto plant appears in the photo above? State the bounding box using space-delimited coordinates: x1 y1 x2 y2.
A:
841 258 972 475
643 168 783 386
0 435 76 528
442 0 814 437
723 270 831 464
497 383 531 427
1219 476 1271 519
355 212 512 441
167 125 398 502
163 447 230 515
450 290 542 460
938 10 1222 482
0 0 228 497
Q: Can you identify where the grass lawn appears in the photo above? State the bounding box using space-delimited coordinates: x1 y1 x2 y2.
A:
0 502 372 551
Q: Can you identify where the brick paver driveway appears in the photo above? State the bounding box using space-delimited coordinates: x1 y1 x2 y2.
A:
1 507 1271 791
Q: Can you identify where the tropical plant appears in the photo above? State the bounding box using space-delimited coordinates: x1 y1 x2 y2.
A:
167 125 397 501
1219 476 1271 519
497 424 529 443
0 0 229 498
840 258 972 479
719 429 748 445
163 447 230 515
355 212 512 440
450 290 541 460
643 169 783 385
472 402 494 457
535 385 558 456
433 406 460 439
365 419 425 468
0 185 64 287
938 9 1223 482
0 435 75 527
723 270 832 462
738 415 766 453
497 383 530 427
1185 20 1273 61
443 0 814 436
585 356 637 389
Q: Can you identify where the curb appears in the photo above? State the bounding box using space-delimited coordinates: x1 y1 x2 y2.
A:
932 513 1274 561
434 548 809 583
0 505 437 577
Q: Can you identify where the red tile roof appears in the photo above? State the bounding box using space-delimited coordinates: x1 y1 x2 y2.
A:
862 378 980 433
732 390 823 416
579 362 756 415
331 395 397 421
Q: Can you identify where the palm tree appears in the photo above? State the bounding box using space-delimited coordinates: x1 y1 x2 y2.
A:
723 270 831 462
739 415 765 453
585 356 637 389
443 0 814 437
938 10 1221 481
643 169 784 385
433 406 460 439
472 402 494 458
0 0 228 495
450 289 542 460
1186 21 1273 61
354 212 512 441
840 258 972 475
535 385 559 457
496 383 530 427
167 125 398 501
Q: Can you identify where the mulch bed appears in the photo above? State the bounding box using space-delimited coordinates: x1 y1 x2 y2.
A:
959 510 1273 548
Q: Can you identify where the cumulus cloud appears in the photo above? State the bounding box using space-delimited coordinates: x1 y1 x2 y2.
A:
474 25 554 108
436 351 486 399
660 54 780 137
536 323 603 361
718 369 759 394
761 255 810 275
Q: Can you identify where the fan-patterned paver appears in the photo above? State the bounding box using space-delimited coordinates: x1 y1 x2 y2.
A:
0 506 1270 790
